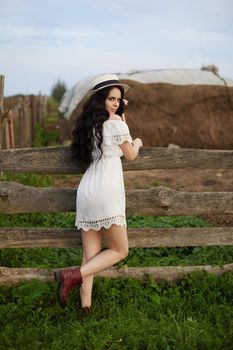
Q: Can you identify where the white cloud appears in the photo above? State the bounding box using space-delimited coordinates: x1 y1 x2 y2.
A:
0 21 100 46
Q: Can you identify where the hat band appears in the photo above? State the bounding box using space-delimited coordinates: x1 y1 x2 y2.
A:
92 79 119 91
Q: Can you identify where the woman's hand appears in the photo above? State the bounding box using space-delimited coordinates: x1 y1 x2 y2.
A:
123 99 128 107
121 99 128 122
120 137 143 161
132 138 143 148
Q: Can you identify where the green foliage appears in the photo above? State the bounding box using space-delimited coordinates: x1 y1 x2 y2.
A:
33 123 60 147
0 247 82 268
0 213 208 228
127 215 211 228
11 280 50 300
46 96 59 123
1 245 233 269
0 272 232 349
121 246 233 267
0 172 53 187
32 95 60 147
51 79 67 102
0 212 75 227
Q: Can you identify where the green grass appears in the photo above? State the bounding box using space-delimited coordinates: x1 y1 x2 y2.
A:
1 245 233 270
31 96 60 147
0 212 75 228
33 123 60 147
0 213 209 228
45 97 60 123
0 172 53 187
0 272 232 349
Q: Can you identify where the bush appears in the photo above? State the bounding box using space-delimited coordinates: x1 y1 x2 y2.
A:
51 79 67 103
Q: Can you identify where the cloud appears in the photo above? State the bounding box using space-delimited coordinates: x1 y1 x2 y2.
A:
0 21 100 46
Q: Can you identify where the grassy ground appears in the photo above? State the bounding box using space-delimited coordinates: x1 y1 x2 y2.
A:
0 271 232 350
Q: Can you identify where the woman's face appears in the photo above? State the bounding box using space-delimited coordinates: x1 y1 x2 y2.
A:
105 87 121 116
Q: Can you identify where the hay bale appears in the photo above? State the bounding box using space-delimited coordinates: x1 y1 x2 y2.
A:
61 80 233 149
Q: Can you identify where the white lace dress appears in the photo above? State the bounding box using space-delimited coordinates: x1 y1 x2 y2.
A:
75 119 132 231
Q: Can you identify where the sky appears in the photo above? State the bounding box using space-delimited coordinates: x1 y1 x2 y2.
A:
1 0 233 96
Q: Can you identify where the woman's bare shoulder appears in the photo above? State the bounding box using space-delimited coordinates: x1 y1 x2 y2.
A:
108 114 122 121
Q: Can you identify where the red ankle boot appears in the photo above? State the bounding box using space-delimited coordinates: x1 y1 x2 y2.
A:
54 267 83 309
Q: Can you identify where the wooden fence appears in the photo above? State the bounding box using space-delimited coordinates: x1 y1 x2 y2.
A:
0 146 233 286
0 75 47 150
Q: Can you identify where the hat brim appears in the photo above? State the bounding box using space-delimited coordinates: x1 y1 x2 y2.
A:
87 82 129 97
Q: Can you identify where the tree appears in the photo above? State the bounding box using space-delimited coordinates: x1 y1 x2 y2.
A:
51 79 67 103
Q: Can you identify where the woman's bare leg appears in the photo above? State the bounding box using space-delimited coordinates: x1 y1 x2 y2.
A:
80 224 128 278
80 229 102 308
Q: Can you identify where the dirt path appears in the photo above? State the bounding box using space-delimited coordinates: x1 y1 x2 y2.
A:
54 168 233 191
124 168 233 192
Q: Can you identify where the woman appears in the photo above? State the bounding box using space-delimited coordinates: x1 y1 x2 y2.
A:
54 74 143 313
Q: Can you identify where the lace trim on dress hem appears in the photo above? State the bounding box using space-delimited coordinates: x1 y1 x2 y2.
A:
103 133 132 146
76 215 126 232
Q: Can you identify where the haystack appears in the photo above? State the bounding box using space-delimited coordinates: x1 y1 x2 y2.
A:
60 79 233 149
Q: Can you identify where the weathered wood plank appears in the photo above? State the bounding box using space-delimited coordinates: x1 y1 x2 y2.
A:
0 228 82 248
0 76 4 116
1 264 232 286
0 227 233 248
0 146 156 173
0 181 76 213
1 146 233 174
0 75 5 150
98 264 233 283
2 181 233 215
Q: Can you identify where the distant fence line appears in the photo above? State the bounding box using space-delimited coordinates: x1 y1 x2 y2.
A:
0 74 47 150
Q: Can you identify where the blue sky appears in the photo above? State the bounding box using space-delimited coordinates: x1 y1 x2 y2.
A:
1 0 233 96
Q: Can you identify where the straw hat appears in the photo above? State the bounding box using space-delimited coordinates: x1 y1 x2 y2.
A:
88 74 129 96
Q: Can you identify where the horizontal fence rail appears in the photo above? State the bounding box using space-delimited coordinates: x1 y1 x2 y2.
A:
0 227 233 249
2 146 233 174
1 181 233 215
1 264 233 286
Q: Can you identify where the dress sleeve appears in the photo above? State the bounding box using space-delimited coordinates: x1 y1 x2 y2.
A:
103 120 132 146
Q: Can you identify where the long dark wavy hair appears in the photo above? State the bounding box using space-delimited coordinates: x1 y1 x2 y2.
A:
71 85 125 170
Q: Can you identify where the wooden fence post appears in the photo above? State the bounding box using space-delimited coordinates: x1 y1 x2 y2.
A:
0 75 5 150
18 97 25 148
8 110 15 149
30 95 36 144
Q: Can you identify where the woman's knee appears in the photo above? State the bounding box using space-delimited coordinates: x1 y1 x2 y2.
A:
118 245 129 260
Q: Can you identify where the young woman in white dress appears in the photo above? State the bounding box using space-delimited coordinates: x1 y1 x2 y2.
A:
54 74 143 313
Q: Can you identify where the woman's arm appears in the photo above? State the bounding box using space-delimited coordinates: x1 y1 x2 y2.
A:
120 138 143 161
